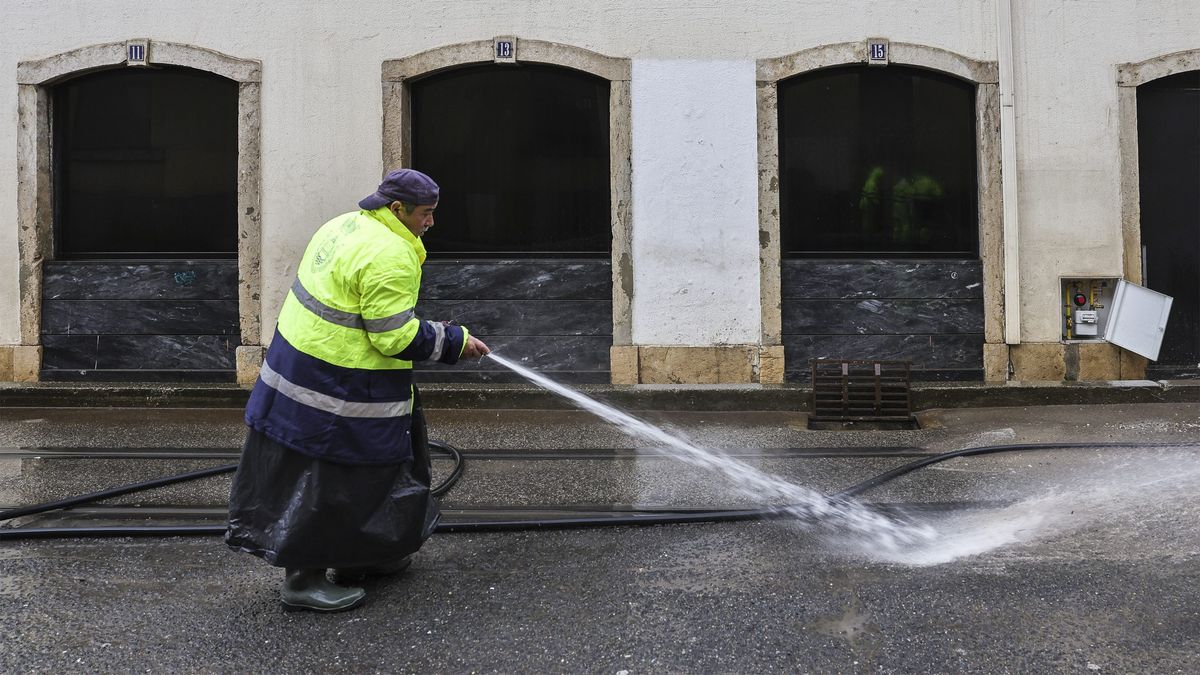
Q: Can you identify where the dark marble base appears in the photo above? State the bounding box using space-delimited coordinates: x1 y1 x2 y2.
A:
414 370 612 384
1147 365 1200 379
795 367 984 383
417 260 612 382
416 300 611 336
43 260 238 300
421 260 611 301
41 261 240 380
415 335 611 377
781 259 984 299
785 333 983 367
783 299 983 334
42 335 237 371
40 369 235 383
41 300 239 335
781 259 985 383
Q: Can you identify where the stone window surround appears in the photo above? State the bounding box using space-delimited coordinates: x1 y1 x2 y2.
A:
15 41 263 380
1117 48 1200 284
755 42 1003 381
380 39 633 348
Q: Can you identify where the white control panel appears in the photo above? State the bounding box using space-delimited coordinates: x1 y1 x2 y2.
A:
1061 278 1115 341
1061 277 1173 361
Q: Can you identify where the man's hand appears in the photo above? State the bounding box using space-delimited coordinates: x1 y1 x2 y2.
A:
461 336 490 359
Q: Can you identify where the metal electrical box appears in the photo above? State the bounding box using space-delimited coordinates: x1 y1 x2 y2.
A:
1061 277 1173 361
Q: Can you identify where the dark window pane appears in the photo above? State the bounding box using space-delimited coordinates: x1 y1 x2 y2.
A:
778 65 978 257
54 67 238 258
411 64 611 255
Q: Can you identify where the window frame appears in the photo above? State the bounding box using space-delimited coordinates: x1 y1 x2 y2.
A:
16 41 263 353
754 41 1002 363
381 39 634 349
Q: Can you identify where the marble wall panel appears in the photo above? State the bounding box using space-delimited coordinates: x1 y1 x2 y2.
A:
782 299 984 335
39 370 237 383
420 260 611 301
40 261 239 379
42 261 238 300
41 300 239 335
42 334 237 370
416 259 613 382
414 335 610 379
781 259 984 299
413 369 612 384
416 299 611 337
784 333 984 377
781 258 985 381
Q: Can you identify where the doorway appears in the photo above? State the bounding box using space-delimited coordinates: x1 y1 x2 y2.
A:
1138 70 1200 378
408 63 613 382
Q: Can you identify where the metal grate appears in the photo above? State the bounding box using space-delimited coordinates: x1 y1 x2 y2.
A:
810 359 913 423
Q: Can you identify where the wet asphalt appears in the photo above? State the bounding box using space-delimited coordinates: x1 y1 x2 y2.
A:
2 402 1199 673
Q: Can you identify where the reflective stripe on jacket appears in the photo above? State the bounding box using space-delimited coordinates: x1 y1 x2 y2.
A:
246 207 468 465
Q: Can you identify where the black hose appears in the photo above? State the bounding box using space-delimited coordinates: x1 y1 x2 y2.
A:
0 439 466 527
428 440 463 497
2 441 1198 541
0 509 792 540
0 463 238 522
1 525 226 540
832 441 1199 499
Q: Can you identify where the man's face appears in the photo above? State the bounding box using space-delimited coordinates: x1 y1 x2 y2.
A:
392 201 437 237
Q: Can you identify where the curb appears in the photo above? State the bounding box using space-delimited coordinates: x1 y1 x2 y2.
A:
0 380 1196 411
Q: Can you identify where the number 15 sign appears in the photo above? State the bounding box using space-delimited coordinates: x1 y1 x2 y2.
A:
868 38 889 66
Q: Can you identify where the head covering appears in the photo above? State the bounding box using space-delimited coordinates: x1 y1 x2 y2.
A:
358 169 440 210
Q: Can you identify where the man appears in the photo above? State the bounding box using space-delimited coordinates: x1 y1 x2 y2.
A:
226 169 489 612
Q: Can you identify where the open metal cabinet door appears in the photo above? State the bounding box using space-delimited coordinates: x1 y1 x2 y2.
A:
1105 280 1174 361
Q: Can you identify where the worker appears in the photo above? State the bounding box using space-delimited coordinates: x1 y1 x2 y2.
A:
225 169 490 612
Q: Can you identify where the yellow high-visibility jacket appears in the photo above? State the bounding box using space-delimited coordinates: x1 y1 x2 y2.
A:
246 206 469 464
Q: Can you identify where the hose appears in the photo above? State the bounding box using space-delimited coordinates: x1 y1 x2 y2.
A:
832 441 1197 499
2 441 1197 541
428 440 463 498
0 439 466 533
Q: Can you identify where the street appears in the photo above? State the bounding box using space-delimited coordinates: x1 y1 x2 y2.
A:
2 402 1199 672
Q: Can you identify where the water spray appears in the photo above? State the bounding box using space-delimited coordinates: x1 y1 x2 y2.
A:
484 353 935 549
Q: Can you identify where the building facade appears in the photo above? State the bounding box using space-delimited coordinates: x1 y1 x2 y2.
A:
1 1 1197 385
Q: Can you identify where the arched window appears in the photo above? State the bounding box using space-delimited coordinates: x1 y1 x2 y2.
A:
410 64 611 255
1137 69 1200 374
54 67 238 258
778 65 978 257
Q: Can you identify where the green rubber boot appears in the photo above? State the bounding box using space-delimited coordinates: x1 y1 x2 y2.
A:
280 568 366 612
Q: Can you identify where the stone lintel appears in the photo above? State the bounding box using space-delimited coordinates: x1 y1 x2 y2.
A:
18 40 261 85
383 39 629 82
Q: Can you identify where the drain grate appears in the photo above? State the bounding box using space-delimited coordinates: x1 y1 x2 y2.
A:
810 359 914 424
